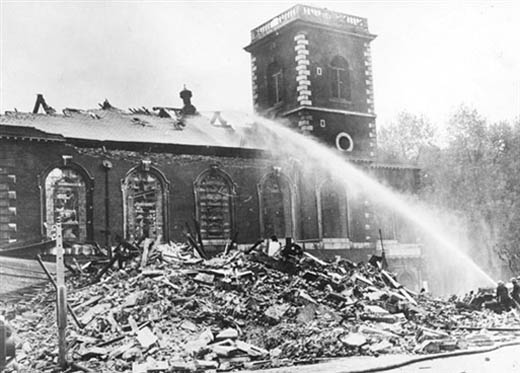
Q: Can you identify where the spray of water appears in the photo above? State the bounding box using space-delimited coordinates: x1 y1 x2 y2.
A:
189 112 497 292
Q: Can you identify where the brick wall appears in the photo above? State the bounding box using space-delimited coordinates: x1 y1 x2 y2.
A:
1 138 418 254
0 144 17 245
0 139 315 249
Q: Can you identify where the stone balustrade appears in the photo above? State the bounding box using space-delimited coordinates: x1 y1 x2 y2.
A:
251 4 369 43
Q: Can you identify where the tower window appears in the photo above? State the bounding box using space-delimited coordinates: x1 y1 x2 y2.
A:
335 132 354 152
329 56 351 100
267 62 283 105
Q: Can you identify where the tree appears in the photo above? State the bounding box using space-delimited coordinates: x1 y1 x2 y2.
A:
377 112 436 163
381 106 520 280
421 106 520 277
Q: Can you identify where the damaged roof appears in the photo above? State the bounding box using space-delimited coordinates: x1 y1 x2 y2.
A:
0 96 418 169
0 106 259 149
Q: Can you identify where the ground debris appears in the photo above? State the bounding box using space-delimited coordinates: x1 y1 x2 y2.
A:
3 242 520 372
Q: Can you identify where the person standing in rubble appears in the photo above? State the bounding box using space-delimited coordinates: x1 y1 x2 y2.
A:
496 280 513 311
511 278 520 307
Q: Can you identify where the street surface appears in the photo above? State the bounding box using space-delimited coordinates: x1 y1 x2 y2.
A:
246 344 520 373
386 344 520 373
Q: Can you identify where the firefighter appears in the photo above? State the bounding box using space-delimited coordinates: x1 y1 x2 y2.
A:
511 278 520 307
496 280 513 311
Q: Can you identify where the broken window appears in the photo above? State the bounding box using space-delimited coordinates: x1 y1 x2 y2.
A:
320 182 348 238
329 55 351 100
44 168 87 243
267 62 284 105
259 173 293 238
123 168 165 241
194 169 234 240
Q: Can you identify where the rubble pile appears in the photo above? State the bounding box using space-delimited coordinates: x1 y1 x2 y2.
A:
3 243 520 372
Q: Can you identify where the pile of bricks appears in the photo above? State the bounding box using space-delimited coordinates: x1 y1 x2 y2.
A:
2 242 520 372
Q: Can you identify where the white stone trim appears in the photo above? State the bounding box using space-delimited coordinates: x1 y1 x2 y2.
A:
282 106 376 118
294 33 313 110
335 132 354 152
363 42 375 114
251 55 258 110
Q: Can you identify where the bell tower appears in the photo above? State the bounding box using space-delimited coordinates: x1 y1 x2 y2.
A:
245 4 377 158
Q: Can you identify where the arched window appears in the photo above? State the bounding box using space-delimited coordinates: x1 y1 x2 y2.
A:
329 56 351 100
194 167 235 240
267 62 284 105
318 181 348 239
258 171 294 238
43 166 92 243
122 164 169 241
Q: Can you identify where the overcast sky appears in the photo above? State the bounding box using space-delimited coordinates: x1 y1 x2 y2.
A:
1 1 519 127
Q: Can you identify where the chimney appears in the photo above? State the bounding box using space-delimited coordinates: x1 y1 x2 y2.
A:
180 86 197 116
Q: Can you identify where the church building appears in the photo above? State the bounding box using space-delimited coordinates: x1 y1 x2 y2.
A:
0 5 422 289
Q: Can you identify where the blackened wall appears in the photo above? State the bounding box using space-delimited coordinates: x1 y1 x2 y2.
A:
299 112 374 157
2 138 323 249
247 21 375 158
1 136 419 253
249 22 371 115
305 26 371 113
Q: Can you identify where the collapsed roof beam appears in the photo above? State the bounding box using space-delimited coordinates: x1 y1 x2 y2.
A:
32 94 56 115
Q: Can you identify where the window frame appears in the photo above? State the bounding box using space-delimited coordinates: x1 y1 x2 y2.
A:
267 61 284 106
316 178 350 240
39 161 94 242
121 163 170 242
193 166 236 242
329 55 352 101
257 169 297 239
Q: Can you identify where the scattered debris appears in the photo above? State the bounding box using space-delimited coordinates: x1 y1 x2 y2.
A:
99 99 114 110
3 241 520 372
